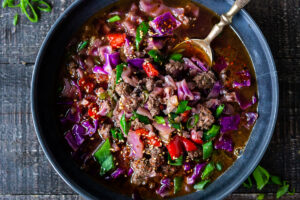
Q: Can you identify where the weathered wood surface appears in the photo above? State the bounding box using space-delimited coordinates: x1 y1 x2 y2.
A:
0 0 299 199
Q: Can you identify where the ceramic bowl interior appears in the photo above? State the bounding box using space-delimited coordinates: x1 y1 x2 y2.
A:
31 0 278 199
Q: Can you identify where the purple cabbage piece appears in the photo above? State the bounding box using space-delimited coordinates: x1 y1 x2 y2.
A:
128 167 134 176
161 178 171 186
64 131 79 151
183 162 192 171
98 101 110 116
183 57 202 72
146 38 164 50
235 92 257 110
111 168 125 179
192 92 201 101
207 81 222 99
149 12 181 36
213 56 228 73
156 184 171 198
176 79 194 101
220 114 241 133
61 107 81 124
99 45 112 61
243 112 258 129
82 120 98 136
187 163 206 185
233 80 251 89
109 52 121 68
191 57 208 72
70 80 82 99
214 134 234 152
93 52 120 74
72 124 85 145
127 58 145 69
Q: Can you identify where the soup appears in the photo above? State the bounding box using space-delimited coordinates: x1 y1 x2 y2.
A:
56 0 258 199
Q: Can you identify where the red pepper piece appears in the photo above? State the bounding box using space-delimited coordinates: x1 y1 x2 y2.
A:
84 82 95 94
107 33 126 49
88 103 100 120
190 130 203 144
181 110 191 123
136 128 161 147
142 62 159 77
167 136 183 160
181 136 198 151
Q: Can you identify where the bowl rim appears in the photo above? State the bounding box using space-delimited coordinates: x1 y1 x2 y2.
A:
31 0 279 199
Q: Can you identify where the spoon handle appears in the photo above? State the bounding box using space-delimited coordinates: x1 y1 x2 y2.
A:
204 0 250 44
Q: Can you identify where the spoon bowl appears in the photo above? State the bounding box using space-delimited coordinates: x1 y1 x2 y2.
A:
173 0 250 66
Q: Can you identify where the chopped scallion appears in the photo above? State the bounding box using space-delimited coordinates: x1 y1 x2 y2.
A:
107 15 121 23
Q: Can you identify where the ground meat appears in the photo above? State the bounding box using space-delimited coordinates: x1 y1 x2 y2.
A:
147 147 165 168
131 159 157 185
119 95 139 113
186 148 203 161
144 77 155 92
115 82 132 96
131 118 144 130
193 71 216 89
165 60 185 78
98 124 111 139
161 165 177 176
147 95 161 116
196 104 215 130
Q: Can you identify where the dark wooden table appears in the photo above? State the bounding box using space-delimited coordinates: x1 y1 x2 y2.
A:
0 0 299 199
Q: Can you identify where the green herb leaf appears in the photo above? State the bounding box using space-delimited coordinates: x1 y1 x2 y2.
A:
111 128 117 139
194 180 210 190
77 40 88 52
215 104 225 118
99 154 114 176
174 176 183 194
216 162 222 171
170 53 183 62
94 139 115 176
276 183 289 199
120 113 130 135
201 162 215 179
242 177 253 189
168 113 181 130
154 116 165 124
176 100 190 114
253 165 270 190
107 15 121 23
148 49 163 65
203 125 220 141
136 21 149 51
257 194 265 200
186 114 199 129
13 13 18 26
116 63 126 84
288 187 295 195
167 154 183 166
132 111 150 124
203 141 213 160
271 175 282 185
2 0 9 8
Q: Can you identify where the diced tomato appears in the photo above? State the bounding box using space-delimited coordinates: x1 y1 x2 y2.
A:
135 128 162 147
142 62 159 77
180 136 198 151
181 110 191 123
190 130 203 144
88 103 100 120
136 128 149 136
78 78 86 87
84 82 95 93
107 33 126 49
167 136 183 160
148 136 162 147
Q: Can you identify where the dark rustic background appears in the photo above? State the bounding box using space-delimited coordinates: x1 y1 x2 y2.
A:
0 0 299 199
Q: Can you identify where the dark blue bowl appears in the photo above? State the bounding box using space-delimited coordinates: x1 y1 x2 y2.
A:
31 0 279 199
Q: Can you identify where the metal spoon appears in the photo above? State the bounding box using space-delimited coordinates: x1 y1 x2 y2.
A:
173 0 250 66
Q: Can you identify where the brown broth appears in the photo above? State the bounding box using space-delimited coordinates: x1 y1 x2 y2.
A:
57 0 258 199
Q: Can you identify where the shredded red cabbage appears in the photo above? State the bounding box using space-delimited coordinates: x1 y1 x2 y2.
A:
176 79 194 101
235 92 257 110
149 12 181 36
207 81 222 99
220 114 240 133
243 112 258 129
65 131 79 151
214 134 234 152
187 163 206 184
